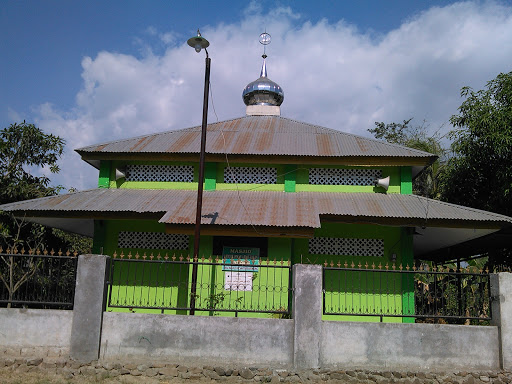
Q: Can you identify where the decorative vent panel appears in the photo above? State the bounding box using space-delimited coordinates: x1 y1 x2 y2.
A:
309 237 384 257
224 167 277 184
125 165 194 182
309 168 382 185
118 232 189 250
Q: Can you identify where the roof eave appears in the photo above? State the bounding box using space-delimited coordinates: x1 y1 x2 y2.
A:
319 214 507 230
77 151 436 167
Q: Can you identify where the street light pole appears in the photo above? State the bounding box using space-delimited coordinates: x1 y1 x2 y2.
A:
187 30 210 315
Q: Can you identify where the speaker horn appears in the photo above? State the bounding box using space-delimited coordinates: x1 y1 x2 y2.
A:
115 168 126 181
374 176 390 191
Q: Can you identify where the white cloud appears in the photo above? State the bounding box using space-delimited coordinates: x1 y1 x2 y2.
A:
35 1 512 190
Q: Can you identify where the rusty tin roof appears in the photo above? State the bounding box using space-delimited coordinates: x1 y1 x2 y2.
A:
2 189 510 229
76 116 436 163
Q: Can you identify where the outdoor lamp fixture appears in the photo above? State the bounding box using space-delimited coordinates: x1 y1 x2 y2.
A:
187 29 211 316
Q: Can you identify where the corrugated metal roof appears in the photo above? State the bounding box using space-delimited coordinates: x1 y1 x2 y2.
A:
2 189 511 229
76 116 436 160
0 189 174 213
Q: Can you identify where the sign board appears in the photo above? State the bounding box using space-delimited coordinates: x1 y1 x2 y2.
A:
222 246 260 272
222 246 259 291
224 271 253 291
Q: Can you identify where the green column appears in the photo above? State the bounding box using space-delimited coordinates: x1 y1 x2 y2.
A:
401 227 415 323
98 161 111 189
205 162 217 191
400 167 412 195
284 165 296 192
92 220 106 254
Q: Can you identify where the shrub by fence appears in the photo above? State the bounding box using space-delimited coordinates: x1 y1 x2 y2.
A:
0 247 78 309
323 261 491 323
106 252 292 317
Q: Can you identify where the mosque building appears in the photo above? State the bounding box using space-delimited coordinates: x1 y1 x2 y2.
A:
1 33 510 320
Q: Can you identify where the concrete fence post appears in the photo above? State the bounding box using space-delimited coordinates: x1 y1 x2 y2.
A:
491 272 512 370
292 264 322 369
70 254 109 362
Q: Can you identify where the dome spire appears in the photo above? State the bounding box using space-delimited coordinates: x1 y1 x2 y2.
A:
260 56 267 78
242 32 284 116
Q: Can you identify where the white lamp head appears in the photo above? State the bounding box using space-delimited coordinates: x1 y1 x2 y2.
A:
187 29 209 53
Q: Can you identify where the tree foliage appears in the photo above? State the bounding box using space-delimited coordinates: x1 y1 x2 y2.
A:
441 71 512 218
0 122 91 253
0 122 91 307
0 122 64 204
440 72 512 269
369 119 446 198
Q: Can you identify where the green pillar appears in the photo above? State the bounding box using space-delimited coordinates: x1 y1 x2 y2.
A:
205 162 217 191
284 165 297 192
400 167 412 195
92 220 106 254
401 227 415 323
98 161 111 189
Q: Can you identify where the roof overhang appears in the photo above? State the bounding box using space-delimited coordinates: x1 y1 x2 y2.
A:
25 217 95 237
2 189 510 259
78 152 436 168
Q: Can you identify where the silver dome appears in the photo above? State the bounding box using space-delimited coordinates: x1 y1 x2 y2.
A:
242 58 284 106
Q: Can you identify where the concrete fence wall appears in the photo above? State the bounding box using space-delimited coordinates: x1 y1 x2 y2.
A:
0 308 72 357
321 321 499 371
2 254 512 371
100 312 294 366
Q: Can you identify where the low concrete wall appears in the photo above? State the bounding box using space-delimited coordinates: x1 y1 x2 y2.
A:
100 311 500 371
100 312 294 367
0 308 72 357
321 320 500 371
0 262 507 373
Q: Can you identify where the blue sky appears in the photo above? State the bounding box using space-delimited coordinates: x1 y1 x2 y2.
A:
1 0 461 125
1 1 512 190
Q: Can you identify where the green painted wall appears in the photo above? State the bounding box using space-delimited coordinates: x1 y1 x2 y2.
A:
102 219 192 315
109 160 199 190
295 165 401 194
105 160 402 194
94 160 416 321
102 219 413 321
292 223 408 323
216 163 286 192
103 220 292 318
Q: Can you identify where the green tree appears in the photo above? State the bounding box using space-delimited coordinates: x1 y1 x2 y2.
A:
441 71 512 268
0 122 91 307
0 121 64 204
442 71 512 216
369 119 446 198
0 121 91 251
